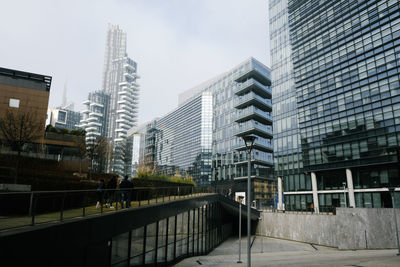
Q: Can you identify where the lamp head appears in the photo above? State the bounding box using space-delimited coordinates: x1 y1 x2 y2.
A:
242 135 257 150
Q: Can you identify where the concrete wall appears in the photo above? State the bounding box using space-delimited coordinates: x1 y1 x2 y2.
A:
258 208 400 249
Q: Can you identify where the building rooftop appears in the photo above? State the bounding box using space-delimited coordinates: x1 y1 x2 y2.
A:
0 67 52 91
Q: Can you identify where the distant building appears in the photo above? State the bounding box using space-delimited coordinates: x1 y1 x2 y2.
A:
0 67 51 140
79 91 110 145
139 58 274 205
148 92 213 185
101 24 140 176
46 106 82 131
126 124 147 177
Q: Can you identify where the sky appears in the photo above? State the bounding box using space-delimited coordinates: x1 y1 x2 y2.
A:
1 0 270 125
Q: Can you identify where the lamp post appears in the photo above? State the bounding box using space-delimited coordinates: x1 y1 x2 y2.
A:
242 135 257 267
237 196 244 264
388 187 400 255
343 182 347 208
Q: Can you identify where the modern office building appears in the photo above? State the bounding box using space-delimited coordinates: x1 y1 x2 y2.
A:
79 90 110 145
101 24 140 176
279 0 400 211
269 0 305 210
143 92 213 185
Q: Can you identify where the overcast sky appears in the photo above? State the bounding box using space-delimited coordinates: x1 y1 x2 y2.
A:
1 0 269 125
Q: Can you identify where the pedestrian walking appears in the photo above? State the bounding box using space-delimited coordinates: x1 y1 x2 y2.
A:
120 175 133 208
96 179 105 209
106 175 117 208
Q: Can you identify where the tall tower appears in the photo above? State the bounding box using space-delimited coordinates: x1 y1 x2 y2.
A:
102 24 127 92
101 24 139 175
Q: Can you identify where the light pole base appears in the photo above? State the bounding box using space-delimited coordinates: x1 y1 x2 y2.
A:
237 261 243 263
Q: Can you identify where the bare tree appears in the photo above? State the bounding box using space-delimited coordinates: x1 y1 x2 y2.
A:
87 136 114 176
75 135 87 175
0 109 43 183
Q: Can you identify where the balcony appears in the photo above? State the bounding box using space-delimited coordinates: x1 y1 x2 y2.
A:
85 127 97 132
86 117 98 123
234 153 274 166
123 72 135 79
116 109 129 115
235 107 272 125
234 91 272 112
234 139 273 153
87 121 102 127
82 100 90 105
90 102 104 108
234 63 271 86
235 121 273 139
89 112 103 117
234 78 271 98
82 109 90 114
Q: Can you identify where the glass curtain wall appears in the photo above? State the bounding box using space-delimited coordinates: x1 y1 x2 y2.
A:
269 0 308 210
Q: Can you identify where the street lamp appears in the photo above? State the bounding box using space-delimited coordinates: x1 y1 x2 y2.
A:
237 195 244 264
388 187 400 255
343 182 347 208
242 135 257 267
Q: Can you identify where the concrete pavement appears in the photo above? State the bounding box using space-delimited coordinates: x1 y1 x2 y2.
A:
174 236 400 266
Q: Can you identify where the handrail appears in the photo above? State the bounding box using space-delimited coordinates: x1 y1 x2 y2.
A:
0 186 194 195
0 186 220 231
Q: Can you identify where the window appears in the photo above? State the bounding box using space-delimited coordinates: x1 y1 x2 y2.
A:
9 98 20 108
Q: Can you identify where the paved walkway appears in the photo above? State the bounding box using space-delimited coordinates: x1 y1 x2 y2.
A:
174 236 400 266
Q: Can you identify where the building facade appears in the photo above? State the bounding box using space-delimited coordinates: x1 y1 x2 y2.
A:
234 61 274 207
281 0 400 211
0 67 51 141
143 92 213 185
269 0 305 211
79 91 110 145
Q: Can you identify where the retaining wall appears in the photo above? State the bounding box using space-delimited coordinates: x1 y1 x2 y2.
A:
258 208 400 249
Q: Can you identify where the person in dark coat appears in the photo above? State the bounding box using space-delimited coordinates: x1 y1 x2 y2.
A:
120 175 133 208
106 176 117 208
96 179 105 209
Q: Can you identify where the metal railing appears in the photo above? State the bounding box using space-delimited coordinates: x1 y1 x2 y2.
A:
0 186 220 231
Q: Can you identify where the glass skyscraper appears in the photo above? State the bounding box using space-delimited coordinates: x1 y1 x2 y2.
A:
269 0 306 211
280 0 400 211
144 92 213 185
